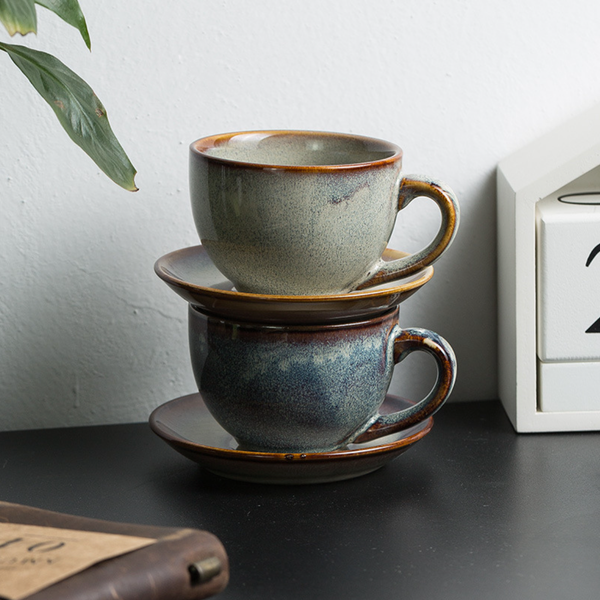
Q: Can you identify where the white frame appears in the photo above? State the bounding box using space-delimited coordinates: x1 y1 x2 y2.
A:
497 103 600 432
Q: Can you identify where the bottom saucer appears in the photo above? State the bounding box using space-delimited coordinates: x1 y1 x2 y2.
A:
149 393 433 484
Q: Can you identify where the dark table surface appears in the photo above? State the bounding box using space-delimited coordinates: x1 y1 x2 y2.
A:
2 399 600 600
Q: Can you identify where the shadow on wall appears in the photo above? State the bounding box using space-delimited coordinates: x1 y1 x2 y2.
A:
390 170 498 404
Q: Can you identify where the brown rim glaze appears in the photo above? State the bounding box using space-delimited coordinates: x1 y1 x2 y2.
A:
190 130 403 171
189 303 399 334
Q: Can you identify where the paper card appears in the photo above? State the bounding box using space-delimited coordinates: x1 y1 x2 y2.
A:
0 522 155 600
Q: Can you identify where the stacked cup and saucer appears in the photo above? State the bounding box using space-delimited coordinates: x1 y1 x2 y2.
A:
150 131 460 484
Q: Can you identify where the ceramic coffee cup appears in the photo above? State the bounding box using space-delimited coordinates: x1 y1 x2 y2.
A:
188 305 456 453
190 130 459 296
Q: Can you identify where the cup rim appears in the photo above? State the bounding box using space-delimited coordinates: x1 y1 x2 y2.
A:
189 303 398 332
190 130 403 171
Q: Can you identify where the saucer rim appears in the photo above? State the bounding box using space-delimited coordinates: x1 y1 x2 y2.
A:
149 393 434 463
154 245 434 303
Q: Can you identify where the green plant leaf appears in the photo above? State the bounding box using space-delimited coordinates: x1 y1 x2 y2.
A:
35 0 90 50
0 0 37 36
0 42 138 191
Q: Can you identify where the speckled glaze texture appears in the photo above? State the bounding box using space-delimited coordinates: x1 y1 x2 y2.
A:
190 131 459 296
188 306 456 453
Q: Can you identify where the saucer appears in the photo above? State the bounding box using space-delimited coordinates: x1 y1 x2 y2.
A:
149 393 433 484
154 246 433 324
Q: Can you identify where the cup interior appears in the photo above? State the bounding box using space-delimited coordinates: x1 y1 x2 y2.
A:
192 131 401 167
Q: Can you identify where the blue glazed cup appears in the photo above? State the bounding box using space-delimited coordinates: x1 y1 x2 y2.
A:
188 306 456 453
190 130 459 296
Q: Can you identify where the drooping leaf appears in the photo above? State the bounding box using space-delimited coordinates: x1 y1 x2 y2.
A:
0 42 137 191
35 0 90 49
0 0 37 36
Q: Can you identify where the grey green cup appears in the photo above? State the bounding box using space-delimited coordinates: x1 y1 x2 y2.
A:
188 305 456 454
190 130 460 296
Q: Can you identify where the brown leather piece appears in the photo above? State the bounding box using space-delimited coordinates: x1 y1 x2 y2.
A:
0 501 229 600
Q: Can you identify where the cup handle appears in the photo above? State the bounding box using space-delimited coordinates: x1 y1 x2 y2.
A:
353 327 457 443
356 175 460 290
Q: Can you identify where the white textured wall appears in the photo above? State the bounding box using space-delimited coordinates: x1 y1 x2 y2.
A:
2 0 600 431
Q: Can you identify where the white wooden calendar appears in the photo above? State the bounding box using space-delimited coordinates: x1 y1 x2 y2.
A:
498 104 600 431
